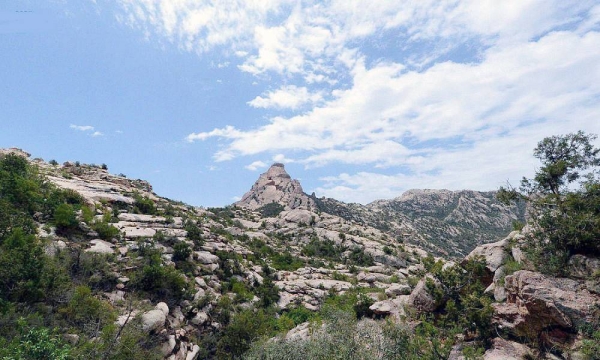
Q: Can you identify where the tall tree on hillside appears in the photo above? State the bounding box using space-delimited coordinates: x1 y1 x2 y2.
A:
498 131 600 274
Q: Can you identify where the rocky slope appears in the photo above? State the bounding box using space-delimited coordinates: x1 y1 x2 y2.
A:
3 150 434 359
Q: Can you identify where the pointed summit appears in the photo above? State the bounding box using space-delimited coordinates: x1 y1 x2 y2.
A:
235 163 316 211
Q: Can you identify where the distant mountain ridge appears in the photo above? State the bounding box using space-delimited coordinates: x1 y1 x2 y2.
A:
237 163 526 257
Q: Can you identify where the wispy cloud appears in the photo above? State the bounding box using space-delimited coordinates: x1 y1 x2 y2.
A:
248 85 323 110
244 160 267 171
70 124 94 131
91 131 104 137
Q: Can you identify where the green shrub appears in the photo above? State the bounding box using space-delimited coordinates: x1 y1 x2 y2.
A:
54 203 78 233
0 228 46 303
257 203 285 217
271 251 304 271
59 285 115 335
91 220 120 240
132 251 189 305
0 321 73 360
81 206 94 224
347 247 374 267
498 131 600 274
581 330 600 359
173 242 192 262
133 194 156 215
301 238 345 261
216 308 277 358
184 221 204 247
254 277 280 308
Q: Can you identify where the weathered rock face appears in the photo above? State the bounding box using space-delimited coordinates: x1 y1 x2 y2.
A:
493 270 600 342
235 163 316 211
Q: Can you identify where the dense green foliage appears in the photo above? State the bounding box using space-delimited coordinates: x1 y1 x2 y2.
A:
498 131 600 274
0 154 164 358
0 321 73 360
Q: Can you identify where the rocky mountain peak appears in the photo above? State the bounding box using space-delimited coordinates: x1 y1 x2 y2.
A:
235 163 316 211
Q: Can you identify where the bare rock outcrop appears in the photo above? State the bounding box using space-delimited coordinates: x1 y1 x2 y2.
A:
235 163 316 211
493 270 600 342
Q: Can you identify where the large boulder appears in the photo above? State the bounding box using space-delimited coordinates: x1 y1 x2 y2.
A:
282 209 318 224
141 302 169 333
194 251 219 265
369 297 407 318
483 338 535 360
385 283 411 297
493 271 600 341
408 275 443 312
85 239 114 254
464 238 508 286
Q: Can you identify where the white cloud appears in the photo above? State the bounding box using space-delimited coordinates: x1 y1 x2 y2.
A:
189 29 600 165
186 26 600 201
115 1 600 203
186 125 242 142
70 124 94 131
273 154 294 164
244 160 267 171
91 131 104 137
248 85 323 110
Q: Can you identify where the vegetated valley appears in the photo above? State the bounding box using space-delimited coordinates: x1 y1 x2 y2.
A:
0 131 599 359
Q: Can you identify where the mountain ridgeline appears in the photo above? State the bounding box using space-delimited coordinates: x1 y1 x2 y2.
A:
240 163 526 257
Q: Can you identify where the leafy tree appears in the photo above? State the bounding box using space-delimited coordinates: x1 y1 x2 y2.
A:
498 131 600 274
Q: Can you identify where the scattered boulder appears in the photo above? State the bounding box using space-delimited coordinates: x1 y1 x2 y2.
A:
285 322 311 341
483 338 535 360
141 302 169 333
568 254 600 279
385 283 411 296
409 275 443 312
194 251 219 265
464 238 508 286
85 239 114 254
369 297 406 318
190 311 208 326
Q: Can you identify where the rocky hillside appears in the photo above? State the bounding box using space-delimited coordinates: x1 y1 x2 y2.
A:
0 149 430 359
2 139 597 360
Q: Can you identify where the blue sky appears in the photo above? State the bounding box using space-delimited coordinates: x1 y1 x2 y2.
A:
2 1 600 207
